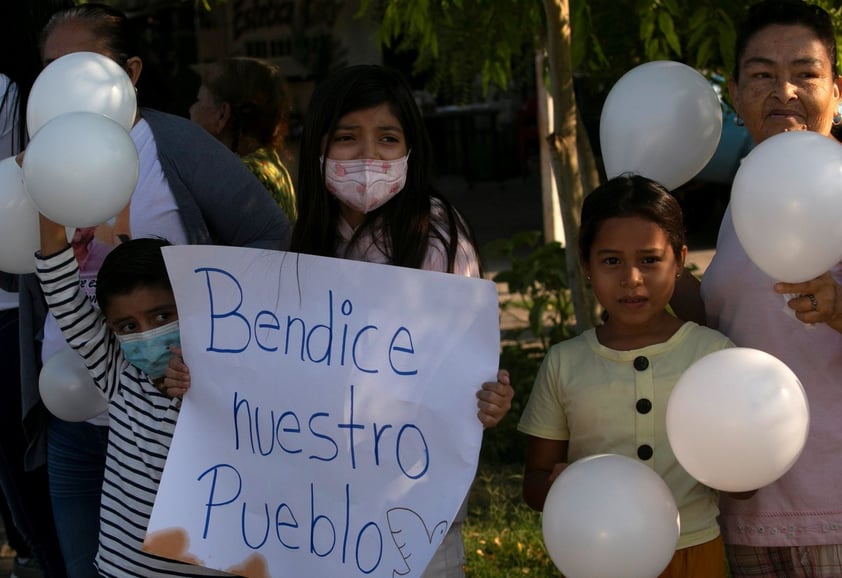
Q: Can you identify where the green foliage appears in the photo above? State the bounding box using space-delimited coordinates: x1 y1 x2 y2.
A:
478 231 577 465
185 0 842 100
358 0 541 100
455 233 575 573
638 0 683 61
583 0 842 83
686 5 737 73
579 0 743 84
486 231 576 352
192 0 227 11
813 1 842 74
478 341 544 464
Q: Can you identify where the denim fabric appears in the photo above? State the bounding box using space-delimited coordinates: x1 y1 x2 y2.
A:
0 308 66 577
46 418 107 578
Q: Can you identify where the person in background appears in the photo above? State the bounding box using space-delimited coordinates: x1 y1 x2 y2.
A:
0 2 70 577
189 56 296 221
519 174 733 577
16 4 291 577
671 1 842 576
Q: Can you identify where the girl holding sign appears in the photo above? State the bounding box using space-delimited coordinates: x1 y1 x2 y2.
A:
292 64 513 578
518 175 734 577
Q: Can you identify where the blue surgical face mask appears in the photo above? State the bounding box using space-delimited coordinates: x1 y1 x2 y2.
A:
116 321 180 380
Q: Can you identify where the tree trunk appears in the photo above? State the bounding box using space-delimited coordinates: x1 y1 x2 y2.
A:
536 49 565 245
542 0 597 331
576 109 601 196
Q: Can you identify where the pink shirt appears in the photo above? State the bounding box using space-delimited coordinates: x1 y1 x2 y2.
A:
335 200 481 278
701 206 842 547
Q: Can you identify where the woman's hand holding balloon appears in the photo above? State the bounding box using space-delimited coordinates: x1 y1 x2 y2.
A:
775 272 842 332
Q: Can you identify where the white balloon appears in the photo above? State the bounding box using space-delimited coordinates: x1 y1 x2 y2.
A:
731 130 842 283
542 454 679 578
27 51 136 137
22 111 138 228
600 61 722 190
0 157 40 274
39 347 108 422
666 348 809 492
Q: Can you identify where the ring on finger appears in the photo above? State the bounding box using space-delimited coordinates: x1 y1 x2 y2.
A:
807 294 818 312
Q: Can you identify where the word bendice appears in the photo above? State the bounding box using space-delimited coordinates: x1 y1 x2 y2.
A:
195 267 419 377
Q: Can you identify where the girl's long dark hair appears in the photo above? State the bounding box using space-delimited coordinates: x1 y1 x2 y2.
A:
291 64 480 273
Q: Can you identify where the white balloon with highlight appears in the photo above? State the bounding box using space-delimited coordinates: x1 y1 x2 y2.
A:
27 51 136 136
600 60 722 191
22 111 138 228
39 347 108 422
666 347 809 492
0 157 40 274
730 130 842 283
542 454 679 578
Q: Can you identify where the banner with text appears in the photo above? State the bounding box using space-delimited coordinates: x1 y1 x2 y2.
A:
144 245 500 577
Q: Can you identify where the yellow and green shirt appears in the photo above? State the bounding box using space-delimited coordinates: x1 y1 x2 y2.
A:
241 146 296 222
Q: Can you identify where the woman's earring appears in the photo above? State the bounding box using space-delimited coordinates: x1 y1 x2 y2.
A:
833 112 842 126
734 115 745 127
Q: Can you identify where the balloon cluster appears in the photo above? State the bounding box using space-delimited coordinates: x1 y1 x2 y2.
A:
0 52 138 422
0 51 139 274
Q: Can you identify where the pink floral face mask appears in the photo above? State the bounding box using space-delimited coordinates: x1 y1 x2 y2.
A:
321 152 410 213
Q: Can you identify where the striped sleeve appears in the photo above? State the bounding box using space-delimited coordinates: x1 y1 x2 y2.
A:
35 246 126 400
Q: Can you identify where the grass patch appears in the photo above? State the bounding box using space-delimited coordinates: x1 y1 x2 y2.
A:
464 463 558 577
462 233 567 576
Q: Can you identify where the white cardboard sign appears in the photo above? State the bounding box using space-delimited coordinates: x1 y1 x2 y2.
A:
144 245 500 577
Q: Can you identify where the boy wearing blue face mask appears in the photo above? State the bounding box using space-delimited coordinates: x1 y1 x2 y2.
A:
35 215 228 577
